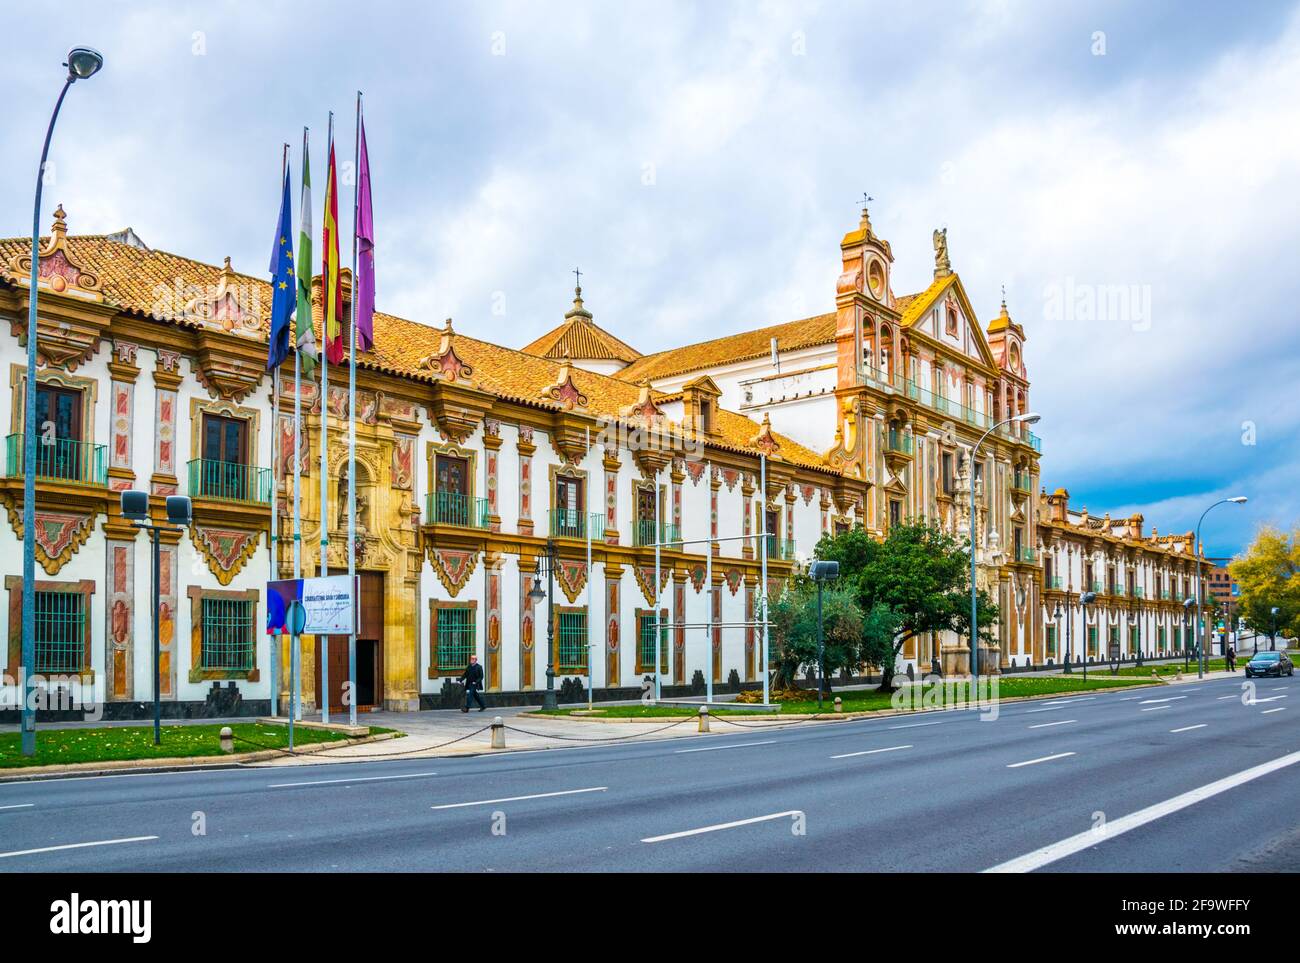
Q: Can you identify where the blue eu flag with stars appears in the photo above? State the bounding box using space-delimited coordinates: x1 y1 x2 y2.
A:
266 166 295 370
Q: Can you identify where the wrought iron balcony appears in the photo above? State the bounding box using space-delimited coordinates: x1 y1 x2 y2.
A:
187 458 272 504
549 509 605 541
633 519 682 548
425 490 491 529
6 434 106 487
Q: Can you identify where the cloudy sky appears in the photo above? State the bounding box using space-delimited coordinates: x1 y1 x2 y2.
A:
4 0 1297 557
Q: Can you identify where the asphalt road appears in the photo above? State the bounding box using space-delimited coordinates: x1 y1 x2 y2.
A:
0 673 1295 872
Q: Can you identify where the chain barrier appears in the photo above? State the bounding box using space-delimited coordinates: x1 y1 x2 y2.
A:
231 724 494 760
502 716 698 742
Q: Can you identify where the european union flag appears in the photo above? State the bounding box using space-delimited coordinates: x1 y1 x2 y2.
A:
266 165 295 370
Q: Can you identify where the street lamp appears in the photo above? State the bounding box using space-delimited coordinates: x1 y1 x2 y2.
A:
1270 606 1280 652
1052 602 1063 668
528 538 558 709
970 412 1039 688
121 490 191 745
810 560 839 709
19 45 104 757
1183 597 1195 671
1194 496 1247 679
1079 590 1096 682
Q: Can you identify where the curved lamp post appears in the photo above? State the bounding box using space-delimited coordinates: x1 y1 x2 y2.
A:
20 46 104 757
970 412 1039 689
1194 496 1247 679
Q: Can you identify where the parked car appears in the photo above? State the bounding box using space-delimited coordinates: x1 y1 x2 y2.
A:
1244 652 1295 678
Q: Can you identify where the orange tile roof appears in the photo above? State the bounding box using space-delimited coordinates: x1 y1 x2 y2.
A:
616 311 838 384
0 230 836 473
521 309 642 364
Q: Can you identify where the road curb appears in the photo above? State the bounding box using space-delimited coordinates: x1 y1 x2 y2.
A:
0 731 399 783
519 679 1171 723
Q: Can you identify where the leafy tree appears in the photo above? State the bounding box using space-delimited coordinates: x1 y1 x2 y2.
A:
768 583 864 692
814 520 999 690
1229 525 1300 644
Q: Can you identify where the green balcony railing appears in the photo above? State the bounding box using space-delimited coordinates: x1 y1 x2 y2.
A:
765 534 797 560
426 490 491 529
885 430 913 455
549 509 606 541
1015 546 1036 563
1050 576 1064 590
1161 590 1172 600
1111 584 1125 597
1026 430 1043 453
1133 586 1144 599
1012 471 1032 493
5 434 106 487
1090 580 1103 594
634 519 682 548
187 458 272 504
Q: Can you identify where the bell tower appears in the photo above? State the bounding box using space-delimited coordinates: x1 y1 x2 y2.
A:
835 199 894 391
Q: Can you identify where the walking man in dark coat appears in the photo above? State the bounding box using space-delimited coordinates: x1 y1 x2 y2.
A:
459 654 486 712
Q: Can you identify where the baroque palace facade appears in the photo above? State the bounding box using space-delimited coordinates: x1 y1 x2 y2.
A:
0 204 1207 716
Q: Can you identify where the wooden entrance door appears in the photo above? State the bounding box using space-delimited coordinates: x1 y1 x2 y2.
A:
314 571 385 712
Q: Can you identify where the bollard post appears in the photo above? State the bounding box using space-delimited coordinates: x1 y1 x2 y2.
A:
219 726 234 753
833 696 843 713
698 706 710 733
1174 670 1183 682
491 716 506 749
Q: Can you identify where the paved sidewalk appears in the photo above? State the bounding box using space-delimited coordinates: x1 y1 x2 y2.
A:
251 704 709 766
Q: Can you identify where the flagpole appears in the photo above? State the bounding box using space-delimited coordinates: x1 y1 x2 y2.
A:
318 110 334 725
269 142 288 719
347 91 361 726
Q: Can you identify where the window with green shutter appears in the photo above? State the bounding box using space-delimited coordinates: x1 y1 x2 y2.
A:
34 590 86 674
556 610 588 673
200 598 255 671
436 607 474 673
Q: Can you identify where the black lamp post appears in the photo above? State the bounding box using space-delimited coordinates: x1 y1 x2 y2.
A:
1270 606 1279 652
1079 591 1096 682
120 490 191 745
528 538 558 709
809 560 839 709
1183 597 1195 671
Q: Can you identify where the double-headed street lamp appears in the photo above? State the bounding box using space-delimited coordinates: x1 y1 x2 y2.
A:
970 411 1040 688
1270 606 1280 652
1194 496 1247 679
1079 590 1096 682
528 538 559 709
809 560 839 709
20 46 104 757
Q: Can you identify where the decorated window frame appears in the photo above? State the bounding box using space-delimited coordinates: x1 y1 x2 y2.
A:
186 585 260 683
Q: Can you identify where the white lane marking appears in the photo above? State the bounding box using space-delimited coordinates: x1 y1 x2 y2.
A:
431 786 606 810
1007 752 1076 769
0 835 158 860
642 810 802 844
268 771 439 789
1262 708 1286 715
1217 695 1237 700
1024 706 1068 714
1269 686 1288 691
830 744 912 760
986 750 1300 873
1028 720 1076 730
1140 706 1172 712
0 803 35 811
1119 696 1143 701
888 721 945 730
675 740 776 754
1252 695 1288 704
1040 698 1095 706
1170 724 1208 733
1140 696 1187 704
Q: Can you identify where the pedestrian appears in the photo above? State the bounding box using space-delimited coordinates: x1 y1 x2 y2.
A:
1226 644 1236 673
459 654 486 712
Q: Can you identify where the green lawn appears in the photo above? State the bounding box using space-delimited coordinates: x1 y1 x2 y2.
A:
0 722 376 769
534 674 1155 718
1112 658 1231 677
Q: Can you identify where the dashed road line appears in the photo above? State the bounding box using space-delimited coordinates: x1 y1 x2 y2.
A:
830 744 912 760
642 810 802 843
1007 752 1076 769
431 786 607 810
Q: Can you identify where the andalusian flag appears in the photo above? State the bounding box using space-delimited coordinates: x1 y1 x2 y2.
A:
294 131 317 372
322 136 344 365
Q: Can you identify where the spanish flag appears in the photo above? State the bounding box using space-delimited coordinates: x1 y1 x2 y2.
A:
322 136 344 365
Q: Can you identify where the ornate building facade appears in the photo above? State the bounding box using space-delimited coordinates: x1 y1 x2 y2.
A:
0 204 1205 716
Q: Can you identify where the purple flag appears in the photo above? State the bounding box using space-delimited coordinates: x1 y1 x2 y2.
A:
355 115 375 351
